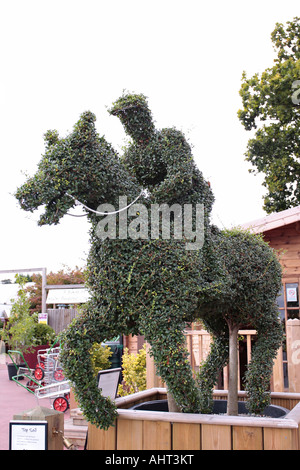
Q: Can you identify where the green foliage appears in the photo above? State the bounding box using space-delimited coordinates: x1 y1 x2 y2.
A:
238 17 300 213
29 323 56 347
90 343 112 376
2 277 56 358
109 93 155 142
4 315 36 356
2 277 34 354
110 92 214 212
16 92 283 427
15 111 136 226
26 266 85 314
197 335 229 413
118 345 147 396
197 228 283 413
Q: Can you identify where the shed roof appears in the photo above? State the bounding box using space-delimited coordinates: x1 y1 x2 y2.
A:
241 205 300 234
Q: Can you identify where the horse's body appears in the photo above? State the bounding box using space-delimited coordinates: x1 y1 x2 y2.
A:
15 94 282 428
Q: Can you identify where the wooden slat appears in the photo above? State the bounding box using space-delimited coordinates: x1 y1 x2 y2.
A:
146 343 165 388
232 426 263 450
115 388 300 413
143 420 171 450
282 260 300 268
117 408 298 429
117 418 143 450
279 250 300 260
271 346 284 392
286 319 300 393
263 428 298 450
47 308 78 334
172 423 201 450
264 227 300 239
87 423 116 450
201 424 231 450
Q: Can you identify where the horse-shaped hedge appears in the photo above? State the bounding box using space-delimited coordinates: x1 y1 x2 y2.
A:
15 93 283 428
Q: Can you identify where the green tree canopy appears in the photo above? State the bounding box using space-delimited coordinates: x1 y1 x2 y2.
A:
26 267 85 313
238 17 300 213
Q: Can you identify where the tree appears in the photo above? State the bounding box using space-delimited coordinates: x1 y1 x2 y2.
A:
238 17 300 213
26 266 85 313
2 276 56 360
2 276 34 356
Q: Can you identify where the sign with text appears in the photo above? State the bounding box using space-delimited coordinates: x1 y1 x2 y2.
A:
9 421 48 450
97 368 121 400
38 313 48 324
287 287 298 302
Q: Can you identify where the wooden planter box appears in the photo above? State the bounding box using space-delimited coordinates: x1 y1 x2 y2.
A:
87 388 300 450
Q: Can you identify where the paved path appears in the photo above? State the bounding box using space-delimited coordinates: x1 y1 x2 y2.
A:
0 361 70 450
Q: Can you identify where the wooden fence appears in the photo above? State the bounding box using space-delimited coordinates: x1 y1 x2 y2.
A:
46 308 79 335
147 329 285 392
185 329 284 392
87 388 300 450
46 313 286 393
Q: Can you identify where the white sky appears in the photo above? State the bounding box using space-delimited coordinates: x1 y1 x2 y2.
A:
0 0 299 277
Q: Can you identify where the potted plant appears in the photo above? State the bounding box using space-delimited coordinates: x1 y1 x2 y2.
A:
2 276 56 377
22 322 56 369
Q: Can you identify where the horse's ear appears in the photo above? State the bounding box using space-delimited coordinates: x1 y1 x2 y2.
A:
73 111 97 137
43 129 59 146
80 111 96 123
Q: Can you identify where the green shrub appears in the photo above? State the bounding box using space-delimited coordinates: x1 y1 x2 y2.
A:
118 345 146 396
30 323 56 346
90 343 113 377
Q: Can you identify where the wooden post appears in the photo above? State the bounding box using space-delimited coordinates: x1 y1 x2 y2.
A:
227 323 239 416
271 346 284 392
13 405 64 450
42 267 47 313
286 319 300 393
145 342 165 389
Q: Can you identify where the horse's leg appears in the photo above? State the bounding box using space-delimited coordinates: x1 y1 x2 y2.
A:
244 308 283 414
59 305 120 429
196 333 229 413
141 314 201 413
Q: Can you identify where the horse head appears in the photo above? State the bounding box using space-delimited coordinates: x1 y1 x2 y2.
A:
15 110 138 225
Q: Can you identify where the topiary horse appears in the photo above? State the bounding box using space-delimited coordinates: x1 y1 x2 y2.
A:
15 93 283 428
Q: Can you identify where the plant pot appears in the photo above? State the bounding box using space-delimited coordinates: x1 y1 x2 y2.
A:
130 398 289 418
23 344 49 369
87 388 300 450
7 362 25 381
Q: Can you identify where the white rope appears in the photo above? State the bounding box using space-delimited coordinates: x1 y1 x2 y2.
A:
66 190 146 216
